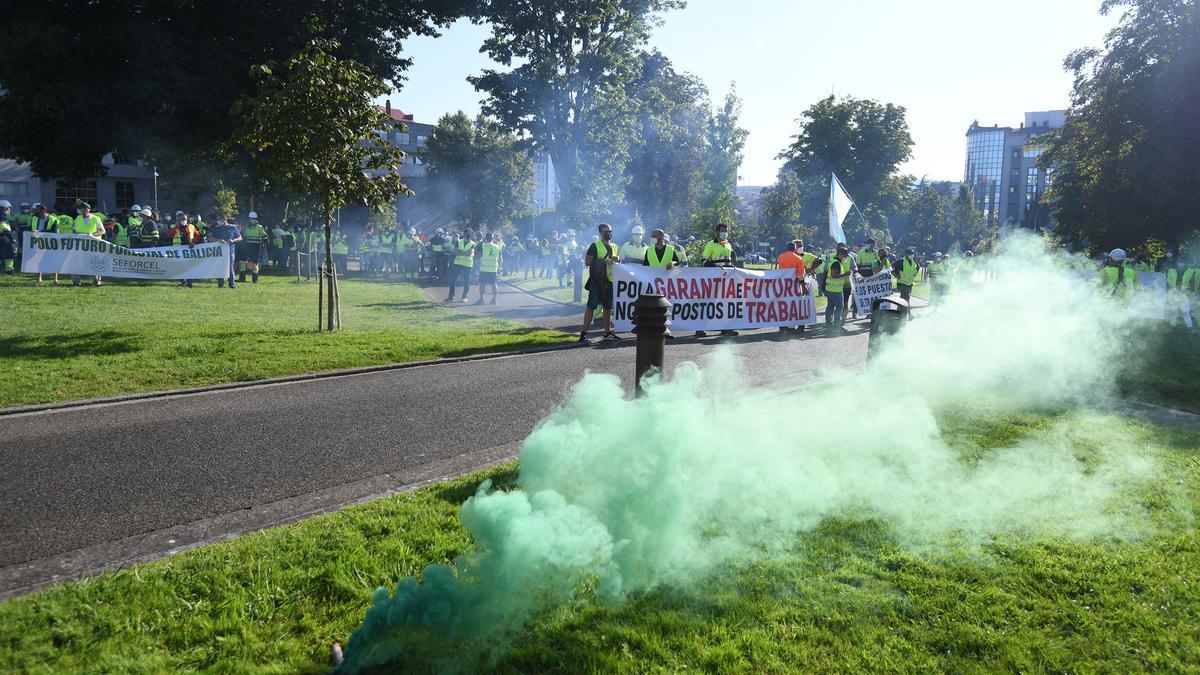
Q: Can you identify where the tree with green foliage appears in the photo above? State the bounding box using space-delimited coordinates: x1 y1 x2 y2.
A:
778 95 913 244
213 186 240 220
1040 0 1199 251
623 51 711 232
422 112 535 232
688 87 749 239
759 172 815 246
470 0 683 227
0 1 469 179
233 38 410 332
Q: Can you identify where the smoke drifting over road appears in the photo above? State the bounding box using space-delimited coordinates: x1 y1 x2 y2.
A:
340 232 1171 672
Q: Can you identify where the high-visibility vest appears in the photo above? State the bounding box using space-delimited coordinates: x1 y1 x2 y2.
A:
857 249 879 273
172 225 196 245
480 242 501 273
825 259 849 294
702 240 732 262
1101 265 1136 296
128 215 143 231
112 223 130 247
271 229 285 248
592 241 618 282
1184 268 1199 292
73 214 103 235
898 258 919 285
380 232 395 252
453 240 475 267
646 244 675 268
332 236 349 255
398 234 415 253
358 236 372 255
32 215 55 232
243 224 268 244
619 240 646 262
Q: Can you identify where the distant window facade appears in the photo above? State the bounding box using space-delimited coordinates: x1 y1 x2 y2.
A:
115 181 136 209
0 181 29 196
55 179 98 210
964 130 1004 224
396 132 411 145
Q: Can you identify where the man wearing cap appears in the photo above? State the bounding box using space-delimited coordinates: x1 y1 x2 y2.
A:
208 214 242 288
29 204 62 283
892 246 920 302
927 252 950 307
70 203 106 286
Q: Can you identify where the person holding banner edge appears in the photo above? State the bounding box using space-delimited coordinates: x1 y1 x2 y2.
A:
208 215 242 289
579 223 621 343
643 228 679 339
696 223 739 338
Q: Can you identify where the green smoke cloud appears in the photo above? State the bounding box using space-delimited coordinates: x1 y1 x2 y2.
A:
340 232 1166 672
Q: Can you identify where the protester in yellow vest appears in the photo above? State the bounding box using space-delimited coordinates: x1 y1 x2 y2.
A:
1100 248 1137 299
71 202 105 286
824 246 852 330
579 222 621 343
239 215 269 283
446 228 476 302
892 247 920 301
475 232 503 305
644 228 679 339
697 223 739 338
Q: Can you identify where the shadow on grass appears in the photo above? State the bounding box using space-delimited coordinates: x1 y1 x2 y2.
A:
0 331 139 360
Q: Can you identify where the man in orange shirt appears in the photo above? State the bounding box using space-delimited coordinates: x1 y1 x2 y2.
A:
776 241 808 336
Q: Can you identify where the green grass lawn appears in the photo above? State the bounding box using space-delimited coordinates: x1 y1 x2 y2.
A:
2 411 1197 673
0 274 570 408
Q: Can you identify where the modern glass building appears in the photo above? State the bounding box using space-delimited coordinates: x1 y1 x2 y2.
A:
963 110 1065 228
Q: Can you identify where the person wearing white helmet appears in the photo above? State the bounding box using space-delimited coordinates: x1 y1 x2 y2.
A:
1100 248 1137 298
0 199 15 274
619 224 647 267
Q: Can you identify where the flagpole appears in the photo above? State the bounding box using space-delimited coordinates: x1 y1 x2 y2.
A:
153 166 159 211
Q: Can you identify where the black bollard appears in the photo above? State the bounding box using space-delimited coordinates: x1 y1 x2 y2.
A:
632 293 672 397
867 295 911 360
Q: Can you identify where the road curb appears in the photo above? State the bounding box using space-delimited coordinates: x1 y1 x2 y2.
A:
0 341 582 417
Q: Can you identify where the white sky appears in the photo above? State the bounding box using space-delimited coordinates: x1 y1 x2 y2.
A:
386 0 1118 186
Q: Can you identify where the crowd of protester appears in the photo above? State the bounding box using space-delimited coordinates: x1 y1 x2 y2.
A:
3 199 1196 332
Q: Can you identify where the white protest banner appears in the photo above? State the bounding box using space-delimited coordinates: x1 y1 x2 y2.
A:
852 270 894 317
611 264 817 332
21 232 230 280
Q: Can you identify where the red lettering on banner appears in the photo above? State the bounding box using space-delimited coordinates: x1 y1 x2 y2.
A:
654 277 666 297
690 279 702 299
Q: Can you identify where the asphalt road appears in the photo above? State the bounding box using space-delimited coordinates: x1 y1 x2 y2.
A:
0 286 884 595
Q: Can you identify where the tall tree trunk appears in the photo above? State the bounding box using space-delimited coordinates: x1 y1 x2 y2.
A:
324 204 336 331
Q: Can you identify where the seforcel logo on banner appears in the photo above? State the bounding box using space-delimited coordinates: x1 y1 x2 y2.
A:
611 264 818 332
852 270 895 317
20 232 230 280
